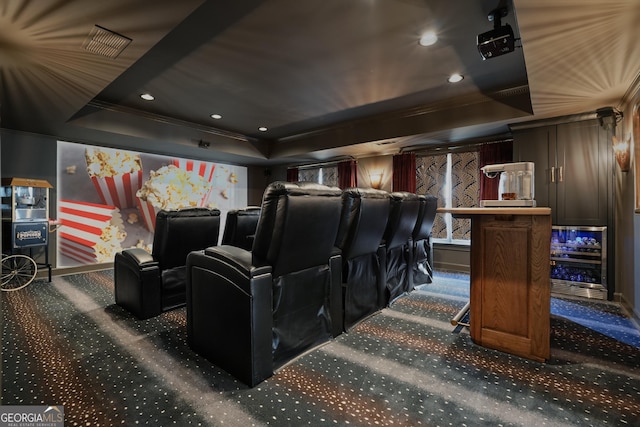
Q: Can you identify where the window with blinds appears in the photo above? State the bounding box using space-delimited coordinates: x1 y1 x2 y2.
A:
297 166 338 187
417 151 479 243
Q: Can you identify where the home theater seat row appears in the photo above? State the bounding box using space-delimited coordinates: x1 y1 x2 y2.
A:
113 181 437 386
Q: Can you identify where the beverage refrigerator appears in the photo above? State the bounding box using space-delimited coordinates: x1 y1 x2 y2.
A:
550 226 607 300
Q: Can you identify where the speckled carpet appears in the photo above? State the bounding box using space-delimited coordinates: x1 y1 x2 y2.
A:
2 270 640 426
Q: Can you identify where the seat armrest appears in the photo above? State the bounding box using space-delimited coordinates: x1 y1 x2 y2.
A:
120 248 158 268
203 245 272 278
114 249 162 319
186 246 274 386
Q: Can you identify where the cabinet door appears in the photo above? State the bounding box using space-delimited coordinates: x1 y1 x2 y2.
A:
555 120 609 225
470 213 551 362
513 126 556 212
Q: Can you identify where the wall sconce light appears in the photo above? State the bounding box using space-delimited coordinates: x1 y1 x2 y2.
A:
612 135 630 172
369 170 384 189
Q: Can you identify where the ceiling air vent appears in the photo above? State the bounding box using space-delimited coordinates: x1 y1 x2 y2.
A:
82 25 131 59
495 85 530 99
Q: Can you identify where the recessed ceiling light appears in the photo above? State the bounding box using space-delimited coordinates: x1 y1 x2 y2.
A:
448 73 464 83
419 31 438 47
258 127 268 132
140 93 154 101
210 114 222 119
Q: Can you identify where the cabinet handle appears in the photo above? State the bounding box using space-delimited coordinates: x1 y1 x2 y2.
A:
558 166 564 182
550 167 555 183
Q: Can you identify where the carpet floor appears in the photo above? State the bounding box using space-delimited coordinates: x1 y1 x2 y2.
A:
2 270 640 426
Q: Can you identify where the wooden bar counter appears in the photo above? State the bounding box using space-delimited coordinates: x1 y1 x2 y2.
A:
438 207 552 362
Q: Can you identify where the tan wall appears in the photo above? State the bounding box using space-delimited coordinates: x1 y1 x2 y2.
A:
356 155 393 191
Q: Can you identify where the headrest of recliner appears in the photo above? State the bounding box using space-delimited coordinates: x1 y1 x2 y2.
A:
157 207 221 220
253 181 343 276
335 188 390 259
231 206 261 217
342 187 389 200
262 181 344 199
153 207 221 269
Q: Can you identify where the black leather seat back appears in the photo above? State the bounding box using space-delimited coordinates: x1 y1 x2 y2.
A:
152 208 221 271
412 195 438 286
336 188 390 261
383 192 421 304
335 187 390 330
253 182 343 278
383 192 421 250
221 207 261 250
412 195 438 242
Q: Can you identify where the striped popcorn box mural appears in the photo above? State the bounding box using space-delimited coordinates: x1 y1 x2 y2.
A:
58 199 126 264
85 147 143 209
171 158 216 182
135 164 214 232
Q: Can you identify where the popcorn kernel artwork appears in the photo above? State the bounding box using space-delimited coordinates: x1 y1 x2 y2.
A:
136 165 214 231
85 147 142 177
85 147 143 209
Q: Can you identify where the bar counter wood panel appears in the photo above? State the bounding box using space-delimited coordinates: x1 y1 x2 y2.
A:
438 208 552 362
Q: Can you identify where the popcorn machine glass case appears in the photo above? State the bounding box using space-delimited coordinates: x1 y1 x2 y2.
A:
550 226 607 300
1 177 52 250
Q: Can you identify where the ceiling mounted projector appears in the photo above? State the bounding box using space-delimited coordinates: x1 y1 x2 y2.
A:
477 6 516 60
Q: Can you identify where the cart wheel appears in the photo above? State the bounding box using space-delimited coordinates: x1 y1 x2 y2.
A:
1 255 38 291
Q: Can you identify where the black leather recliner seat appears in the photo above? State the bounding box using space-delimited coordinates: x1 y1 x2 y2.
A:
114 207 221 320
186 181 344 387
221 206 261 250
335 187 390 331
382 191 421 305
412 195 438 287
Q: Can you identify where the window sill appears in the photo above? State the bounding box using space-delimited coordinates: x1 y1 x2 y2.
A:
433 241 470 251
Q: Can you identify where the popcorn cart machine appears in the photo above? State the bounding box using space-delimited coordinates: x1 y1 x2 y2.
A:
1 177 54 290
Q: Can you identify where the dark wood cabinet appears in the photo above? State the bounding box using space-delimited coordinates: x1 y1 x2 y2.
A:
513 119 612 226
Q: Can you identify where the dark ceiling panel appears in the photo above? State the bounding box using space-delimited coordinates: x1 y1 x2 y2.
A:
1 0 639 165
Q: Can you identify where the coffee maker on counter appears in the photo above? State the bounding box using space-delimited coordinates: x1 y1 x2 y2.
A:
480 162 536 207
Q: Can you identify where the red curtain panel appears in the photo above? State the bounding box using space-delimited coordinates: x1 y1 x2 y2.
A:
286 167 299 182
392 153 416 192
337 160 358 189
